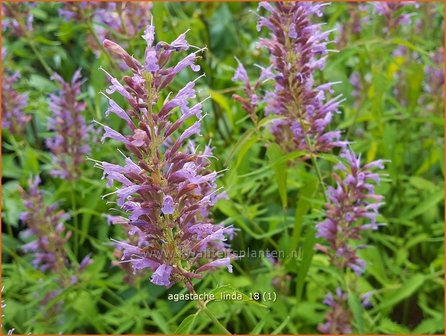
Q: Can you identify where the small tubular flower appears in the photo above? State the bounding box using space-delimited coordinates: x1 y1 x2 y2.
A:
46 69 92 180
1 71 30 135
98 24 233 289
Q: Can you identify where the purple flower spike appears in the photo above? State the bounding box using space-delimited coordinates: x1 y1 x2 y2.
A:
425 48 444 97
372 2 419 33
58 3 152 60
1 71 30 135
19 177 71 274
99 24 233 289
46 70 93 180
234 2 345 154
2 3 34 37
318 288 352 334
316 149 385 275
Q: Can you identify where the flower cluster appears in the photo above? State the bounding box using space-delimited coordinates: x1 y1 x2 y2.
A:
234 2 346 154
294 120 385 335
58 2 98 21
316 149 384 330
2 71 30 135
20 176 71 274
59 2 151 46
335 3 369 48
425 47 444 99
316 150 385 275
232 59 272 125
97 24 233 289
59 2 151 63
349 71 363 108
20 177 91 294
93 2 152 39
46 69 92 180
373 2 419 33
318 288 352 334
2 2 34 37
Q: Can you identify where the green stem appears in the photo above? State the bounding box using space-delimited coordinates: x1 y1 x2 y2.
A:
187 280 231 335
27 39 53 76
303 134 327 202
200 303 231 335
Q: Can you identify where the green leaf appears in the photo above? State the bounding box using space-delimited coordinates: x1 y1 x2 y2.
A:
209 89 234 128
249 314 268 334
272 316 290 334
295 227 316 302
413 317 444 334
405 189 444 220
266 143 288 208
210 285 268 309
22 147 40 178
378 318 411 334
174 314 198 334
236 132 259 170
80 186 104 244
374 274 425 312
348 292 365 334
72 291 105 333
151 310 172 334
2 154 22 179
226 128 257 167
290 174 317 251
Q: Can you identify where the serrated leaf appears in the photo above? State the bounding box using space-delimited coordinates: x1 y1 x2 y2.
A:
174 314 198 334
348 292 365 334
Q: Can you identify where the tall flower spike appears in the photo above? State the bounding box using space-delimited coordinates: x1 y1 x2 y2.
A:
19 176 91 318
99 24 233 289
59 2 152 60
372 2 419 33
425 47 444 98
46 69 92 180
316 149 385 275
2 2 34 37
234 2 346 154
1 71 30 135
317 150 385 333
93 2 152 38
335 3 369 48
20 176 71 274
